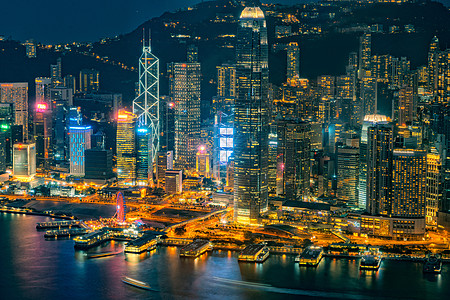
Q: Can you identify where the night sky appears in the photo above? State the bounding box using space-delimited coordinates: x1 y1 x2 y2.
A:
1 0 312 44
2 0 449 44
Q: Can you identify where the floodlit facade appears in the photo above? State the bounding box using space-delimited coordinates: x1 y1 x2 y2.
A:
234 6 269 224
69 125 92 176
392 149 427 218
172 62 201 170
133 39 160 182
116 110 136 183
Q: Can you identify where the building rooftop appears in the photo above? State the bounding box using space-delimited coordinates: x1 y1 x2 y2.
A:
240 7 265 20
240 243 266 256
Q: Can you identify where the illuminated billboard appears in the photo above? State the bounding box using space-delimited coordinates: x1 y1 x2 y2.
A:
36 103 47 112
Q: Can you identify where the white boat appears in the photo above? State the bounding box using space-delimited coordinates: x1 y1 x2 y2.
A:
122 276 157 291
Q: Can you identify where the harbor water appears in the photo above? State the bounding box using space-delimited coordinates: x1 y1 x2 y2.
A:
1 213 449 300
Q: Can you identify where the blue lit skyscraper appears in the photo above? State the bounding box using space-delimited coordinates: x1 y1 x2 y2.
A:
136 126 150 185
69 125 91 176
233 7 269 224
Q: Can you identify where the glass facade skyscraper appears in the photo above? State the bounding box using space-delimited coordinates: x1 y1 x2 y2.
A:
234 7 269 224
117 110 136 183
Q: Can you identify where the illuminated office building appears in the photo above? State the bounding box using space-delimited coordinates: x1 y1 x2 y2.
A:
160 96 175 152
371 54 391 83
0 82 28 141
317 75 335 97
69 125 92 176
35 77 51 104
366 123 393 216
397 86 416 125
156 150 173 188
336 75 354 99
427 36 439 93
391 57 410 88
359 33 371 78
50 58 62 87
23 39 36 58
392 149 426 218
165 169 182 193
213 112 233 182
171 62 201 170
51 90 75 163
133 38 160 183
275 78 311 120
13 143 36 177
276 119 311 201
34 102 52 168
187 44 198 63
136 126 150 185
268 125 277 196
215 64 236 114
196 145 210 177
436 49 450 104
0 104 13 166
359 116 390 209
337 146 359 207
217 64 236 99
234 6 269 224
425 151 442 226
79 69 99 93
0 131 6 172
286 42 300 80
64 75 76 92
116 110 136 183
360 77 377 120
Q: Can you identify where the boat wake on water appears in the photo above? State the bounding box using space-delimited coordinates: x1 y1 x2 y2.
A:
211 276 395 299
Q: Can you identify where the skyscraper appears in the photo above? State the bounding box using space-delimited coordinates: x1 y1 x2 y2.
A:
133 38 160 183
359 33 371 78
156 150 173 188
428 36 439 93
397 86 416 125
79 69 99 93
360 121 376 206
0 82 28 141
392 149 426 218
69 125 92 176
136 126 150 185
35 77 51 104
13 143 36 177
360 77 377 119
196 145 211 177
366 123 393 215
276 119 311 201
234 7 269 224
286 42 300 80
116 110 136 183
172 62 201 170
50 58 62 87
215 63 236 114
34 102 52 169
337 145 359 207
23 39 36 58
426 151 442 225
